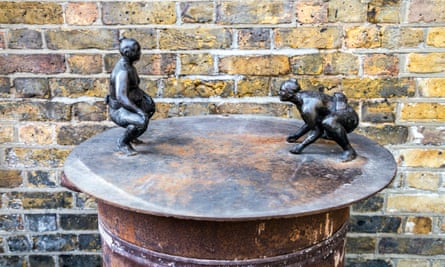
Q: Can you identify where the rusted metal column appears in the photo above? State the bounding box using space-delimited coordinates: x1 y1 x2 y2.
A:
63 115 396 267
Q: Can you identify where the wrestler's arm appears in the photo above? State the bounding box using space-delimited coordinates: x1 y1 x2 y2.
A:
115 70 145 116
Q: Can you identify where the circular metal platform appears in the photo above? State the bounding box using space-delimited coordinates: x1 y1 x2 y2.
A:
64 115 396 221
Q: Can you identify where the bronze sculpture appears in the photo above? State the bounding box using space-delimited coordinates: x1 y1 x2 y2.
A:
279 79 359 161
105 37 156 155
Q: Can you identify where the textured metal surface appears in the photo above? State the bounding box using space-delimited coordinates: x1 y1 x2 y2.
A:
98 201 349 260
64 115 396 221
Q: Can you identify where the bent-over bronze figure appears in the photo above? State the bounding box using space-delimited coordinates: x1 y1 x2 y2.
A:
106 37 156 155
279 79 359 162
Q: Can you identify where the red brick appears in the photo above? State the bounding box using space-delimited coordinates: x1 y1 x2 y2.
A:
0 54 65 74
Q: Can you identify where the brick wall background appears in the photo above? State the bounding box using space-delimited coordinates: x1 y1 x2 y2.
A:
0 0 444 266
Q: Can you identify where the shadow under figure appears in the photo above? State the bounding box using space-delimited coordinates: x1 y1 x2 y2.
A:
279 79 359 162
105 37 156 156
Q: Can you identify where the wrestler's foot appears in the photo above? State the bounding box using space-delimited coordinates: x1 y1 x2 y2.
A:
340 149 357 162
116 140 137 156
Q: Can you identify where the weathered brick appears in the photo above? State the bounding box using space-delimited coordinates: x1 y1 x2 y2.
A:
356 126 408 145
8 29 43 49
150 102 178 120
14 78 49 98
409 126 445 145
67 54 102 74
0 77 9 96
364 54 399 76
368 0 401 23
138 54 176 75
274 27 341 49
388 194 445 213
236 77 271 97
362 101 396 123
139 78 159 97
75 193 98 210
50 78 107 98
105 54 176 75
46 29 118 50
342 78 415 99
345 26 381 48
0 214 24 231
178 102 216 117
397 148 445 168
350 215 401 233
405 217 433 234
219 55 289 75
57 124 112 146
238 29 270 49
378 237 444 255
163 78 233 98
406 172 440 191
214 102 290 117
418 78 445 97
27 170 57 188
0 257 25 267
400 103 445 122
323 52 359 75
5 192 73 209
73 102 107 121
0 2 63 24
121 29 157 49
382 27 424 49
328 0 367 22
408 0 445 22
0 54 65 74
352 194 384 212
271 77 341 96
180 2 214 23
427 27 445 47
79 234 101 251
407 53 445 73
290 54 323 75
160 28 232 50
296 2 328 24
25 214 57 232
0 31 5 49
398 259 429 267
60 214 98 230
7 236 31 252
102 2 176 25
345 236 376 254
29 255 55 267
0 124 14 143
0 170 22 188
345 259 392 267
216 1 293 24
0 101 71 122
65 2 98 25
59 255 102 267
18 124 53 145
5 147 71 168
180 54 214 75
33 235 77 251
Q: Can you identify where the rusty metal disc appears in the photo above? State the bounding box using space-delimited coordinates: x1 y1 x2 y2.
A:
64 115 396 221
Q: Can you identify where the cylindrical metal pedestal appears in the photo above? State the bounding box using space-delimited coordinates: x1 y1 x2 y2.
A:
62 115 396 267
99 202 349 267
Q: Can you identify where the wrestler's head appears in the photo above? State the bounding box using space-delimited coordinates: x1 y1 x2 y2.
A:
119 37 141 62
279 78 300 101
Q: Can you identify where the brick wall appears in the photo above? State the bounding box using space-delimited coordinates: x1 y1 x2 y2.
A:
0 0 444 266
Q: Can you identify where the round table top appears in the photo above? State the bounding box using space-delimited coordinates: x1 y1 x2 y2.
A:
64 115 396 221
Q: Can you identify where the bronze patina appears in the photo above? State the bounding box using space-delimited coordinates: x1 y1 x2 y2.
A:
105 37 156 156
279 79 359 162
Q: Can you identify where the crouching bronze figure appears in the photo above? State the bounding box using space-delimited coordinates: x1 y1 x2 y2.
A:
106 37 156 155
279 79 359 162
